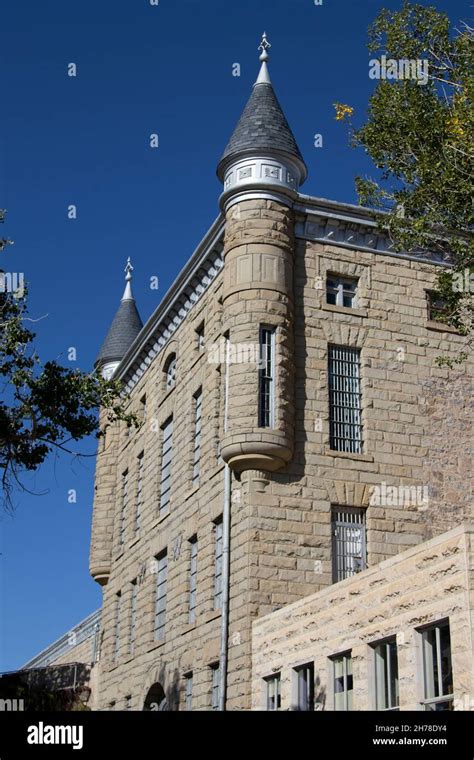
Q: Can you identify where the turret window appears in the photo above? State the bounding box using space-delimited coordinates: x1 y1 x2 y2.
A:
258 327 275 428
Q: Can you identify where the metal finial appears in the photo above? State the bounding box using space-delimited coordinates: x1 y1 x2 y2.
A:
258 32 271 62
124 257 133 282
122 257 134 300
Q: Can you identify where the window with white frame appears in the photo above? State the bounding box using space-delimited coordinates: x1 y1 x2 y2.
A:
164 355 177 390
160 417 173 513
294 663 314 711
129 579 137 655
192 389 202 484
154 552 168 641
332 652 353 710
135 452 144 534
188 536 198 624
332 506 367 582
373 638 399 711
211 663 220 711
327 274 358 308
420 621 454 711
185 673 193 711
114 592 121 662
213 517 223 609
119 470 128 547
265 673 281 711
328 345 363 454
258 327 275 428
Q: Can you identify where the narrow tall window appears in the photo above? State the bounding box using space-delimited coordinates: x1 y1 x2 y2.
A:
213 517 223 609
125 695 132 710
196 323 205 351
129 580 137 655
119 470 128 547
154 552 168 641
188 537 198 624
294 663 314 711
211 664 220 711
114 592 121 662
332 652 353 711
327 275 358 308
332 506 366 582
374 639 399 710
258 327 275 428
421 621 453 711
139 394 147 423
160 417 173 513
328 345 362 454
265 674 281 711
165 355 177 390
135 452 144 534
192 389 202 484
185 673 193 711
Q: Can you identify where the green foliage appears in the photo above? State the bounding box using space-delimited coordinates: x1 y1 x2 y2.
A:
350 2 473 341
0 288 137 510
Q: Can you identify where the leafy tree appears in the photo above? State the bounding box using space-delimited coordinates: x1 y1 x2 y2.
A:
0 212 137 509
337 3 473 355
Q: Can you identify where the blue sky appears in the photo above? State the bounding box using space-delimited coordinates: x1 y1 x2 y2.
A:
0 0 466 670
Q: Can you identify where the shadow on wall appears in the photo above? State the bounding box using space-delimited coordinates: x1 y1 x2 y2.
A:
0 663 92 711
143 663 181 711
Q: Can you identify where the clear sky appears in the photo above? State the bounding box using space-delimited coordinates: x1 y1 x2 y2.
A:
0 0 466 670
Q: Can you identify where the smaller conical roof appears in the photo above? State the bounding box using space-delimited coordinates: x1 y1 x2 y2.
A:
96 259 143 368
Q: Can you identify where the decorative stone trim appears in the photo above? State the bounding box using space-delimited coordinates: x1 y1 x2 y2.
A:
325 481 371 508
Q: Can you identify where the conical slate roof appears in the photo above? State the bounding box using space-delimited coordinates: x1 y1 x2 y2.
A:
217 81 306 180
96 260 143 368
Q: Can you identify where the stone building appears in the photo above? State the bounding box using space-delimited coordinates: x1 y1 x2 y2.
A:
89 35 472 711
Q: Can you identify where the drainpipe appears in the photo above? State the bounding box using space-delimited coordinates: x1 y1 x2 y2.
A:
219 336 232 710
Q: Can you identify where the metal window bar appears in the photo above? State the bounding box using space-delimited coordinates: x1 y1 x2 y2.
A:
160 418 173 513
135 452 144 534
258 328 275 428
192 390 202 484
189 538 198 624
375 640 399 710
214 519 223 609
422 623 454 710
119 471 128 546
297 664 314 711
328 345 362 454
211 665 220 711
114 593 121 662
154 553 168 640
332 507 367 582
129 581 137 655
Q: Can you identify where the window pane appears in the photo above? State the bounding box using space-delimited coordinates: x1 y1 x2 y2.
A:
328 345 362 454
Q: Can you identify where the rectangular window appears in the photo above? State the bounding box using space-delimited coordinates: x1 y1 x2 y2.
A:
160 417 173 513
192 389 202 484
426 290 450 323
328 345 362 454
119 470 129 546
294 663 314 711
154 552 168 641
185 673 193 711
374 639 399 710
258 327 275 428
327 275 358 308
211 664 220 711
332 506 367 582
265 674 281 711
114 592 121 662
332 652 353 711
139 394 147 423
421 621 454 711
188 536 198 624
213 517 223 610
135 452 144 534
196 323 205 351
129 580 137 655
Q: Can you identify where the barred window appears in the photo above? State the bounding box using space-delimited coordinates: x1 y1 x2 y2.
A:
374 639 399 711
188 537 198 624
185 673 193 711
327 275 358 308
211 663 220 711
160 417 173 513
213 517 223 609
192 389 202 484
135 452 144 534
114 592 121 662
129 580 137 655
332 652 353 711
265 674 281 711
420 621 453 711
154 552 168 641
119 470 128 547
328 345 362 454
258 327 275 428
332 506 366 582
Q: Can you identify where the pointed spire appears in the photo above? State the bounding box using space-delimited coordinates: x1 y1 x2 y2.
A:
255 31 272 85
122 257 134 301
